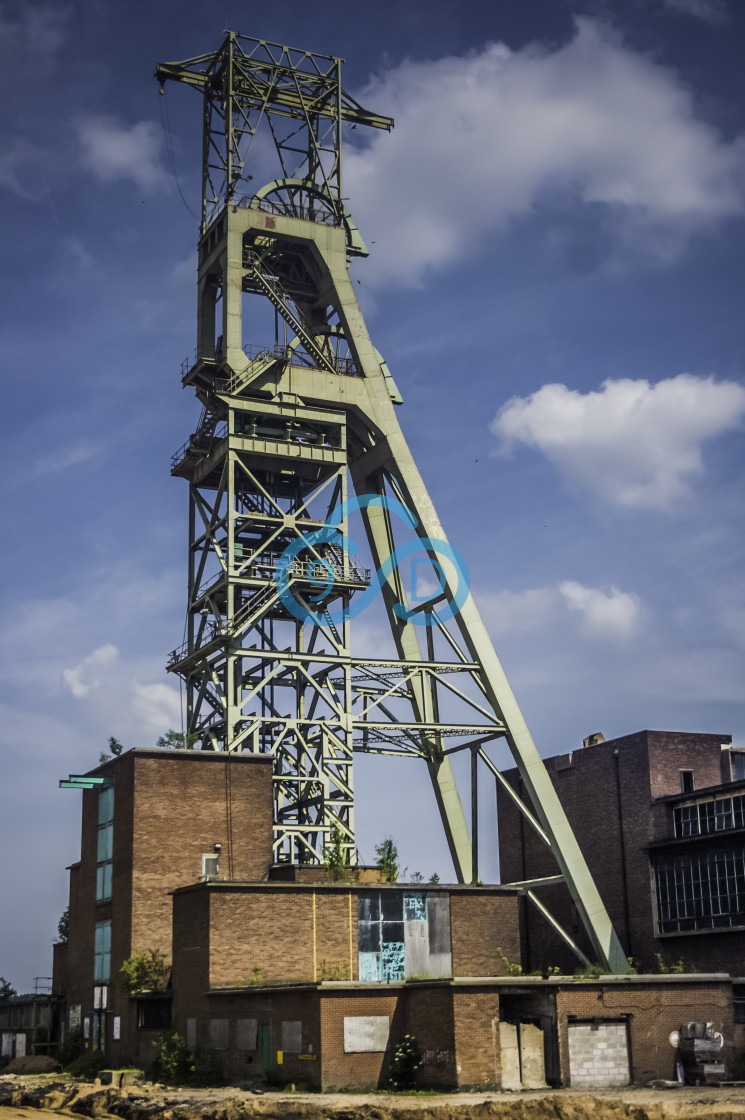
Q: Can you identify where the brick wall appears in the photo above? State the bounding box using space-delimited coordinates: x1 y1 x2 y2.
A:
201 987 323 1086
204 885 357 987
179 882 521 989
58 748 274 1063
451 987 500 1088
556 979 734 1085
647 731 729 799
130 751 274 956
497 730 733 972
404 984 456 1087
450 891 520 976
320 988 401 1089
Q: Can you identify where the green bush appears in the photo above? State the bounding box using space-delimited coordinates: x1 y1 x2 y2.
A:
150 1030 223 1087
118 948 170 993
386 1034 423 1090
66 1049 108 1079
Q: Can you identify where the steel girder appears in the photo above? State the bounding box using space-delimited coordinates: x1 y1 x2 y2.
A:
160 33 629 973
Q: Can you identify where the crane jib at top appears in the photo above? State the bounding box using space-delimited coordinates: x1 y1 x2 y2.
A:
154 35 394 133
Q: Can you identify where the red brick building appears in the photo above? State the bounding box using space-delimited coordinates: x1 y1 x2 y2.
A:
497 729 745 975
53 744 741 1089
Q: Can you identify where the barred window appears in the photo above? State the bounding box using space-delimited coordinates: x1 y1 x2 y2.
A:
655 845 745 933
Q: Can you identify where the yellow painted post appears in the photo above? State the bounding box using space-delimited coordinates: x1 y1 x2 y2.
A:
348 891 354 980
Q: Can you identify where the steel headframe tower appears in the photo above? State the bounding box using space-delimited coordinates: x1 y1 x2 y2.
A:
156 32 629 973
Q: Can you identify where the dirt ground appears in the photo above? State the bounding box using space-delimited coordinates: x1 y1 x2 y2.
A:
4 1074 745 1120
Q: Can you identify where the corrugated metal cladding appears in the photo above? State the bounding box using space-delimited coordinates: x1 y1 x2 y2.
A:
357 890 452 981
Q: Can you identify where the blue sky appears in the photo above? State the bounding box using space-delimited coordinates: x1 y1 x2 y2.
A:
1 0 744 990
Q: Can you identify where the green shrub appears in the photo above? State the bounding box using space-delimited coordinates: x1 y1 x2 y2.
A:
66 1049 108 1079
119 948 170 993
150 1030 222 1087
375 838 399 883
322 825 350 882
386 1034 423 1090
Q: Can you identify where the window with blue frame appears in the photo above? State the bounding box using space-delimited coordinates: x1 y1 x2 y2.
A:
96 783 114 902
94 920 111 982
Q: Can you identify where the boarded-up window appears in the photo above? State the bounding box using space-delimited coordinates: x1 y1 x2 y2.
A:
236 1018 258 1051
281 1020 302 1053
186 1018 196 1050
343 1015 389 1053
209 1018 229 1050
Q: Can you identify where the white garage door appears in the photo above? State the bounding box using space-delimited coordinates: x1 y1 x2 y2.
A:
568 1021 630 1088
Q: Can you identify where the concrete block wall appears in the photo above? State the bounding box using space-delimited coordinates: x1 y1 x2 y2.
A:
566 1021 629 1088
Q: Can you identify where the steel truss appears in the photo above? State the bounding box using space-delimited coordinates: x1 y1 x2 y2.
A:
158 33 629 971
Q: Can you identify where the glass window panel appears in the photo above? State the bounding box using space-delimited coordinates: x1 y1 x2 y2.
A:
358 892 379 922
97 823 113 862
358 920 380 953
98 785 114 825
381 920 405 945
655 845 745 932
699 801 715 834
715 799 733 831
381 892 403 921
94 920 111 982
733 796 745 829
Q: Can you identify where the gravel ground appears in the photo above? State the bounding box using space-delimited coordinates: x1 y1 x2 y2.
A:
3 1073 745 1120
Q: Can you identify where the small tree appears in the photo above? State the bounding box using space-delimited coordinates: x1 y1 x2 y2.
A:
428 872 440 884
119 948 171 993
322 824 349 882
375 837 399 883
0 978 17 1001
57 907 70 943
108 736 124 756
156 729 199 751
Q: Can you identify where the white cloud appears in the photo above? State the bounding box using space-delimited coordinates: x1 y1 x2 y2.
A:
559 580 641 639
76 115 167 193
346 18 745 286
33 438 103 478
63 644 119 698
477 587 557 635
475 582 641 641
662 0 729 24
491 374 745 508
131 682 183 735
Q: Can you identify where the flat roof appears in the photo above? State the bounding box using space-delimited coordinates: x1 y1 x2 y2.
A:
173 879 519 896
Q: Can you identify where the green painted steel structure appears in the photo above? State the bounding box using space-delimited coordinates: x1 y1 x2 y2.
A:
156 32 629 973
